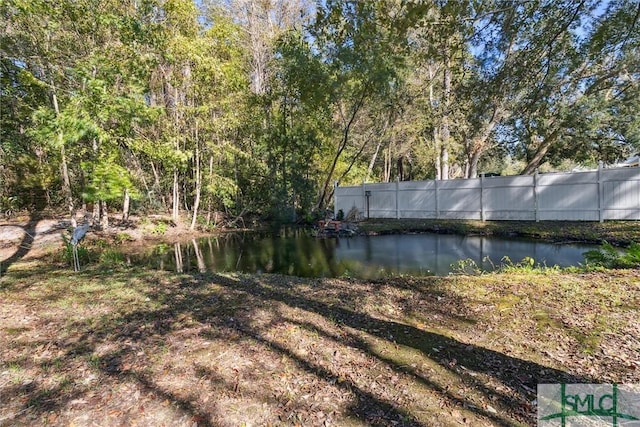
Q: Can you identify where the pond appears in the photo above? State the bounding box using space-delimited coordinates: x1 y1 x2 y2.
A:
119 229 600 278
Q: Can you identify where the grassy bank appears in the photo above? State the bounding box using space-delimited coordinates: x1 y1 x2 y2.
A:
357 219 640 246
1 262 638 426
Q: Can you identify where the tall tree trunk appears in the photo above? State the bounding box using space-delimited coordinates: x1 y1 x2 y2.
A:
207 155 214 226
440 44 452 180
316 86 368 210
60 144 75 227
172 169 179 223
190 123 201 231
428 65 441 181
441 146 449 180
172 82 180 224
122 189 130 221
100 200 109 229
522 128 560 175
51 90 75 227
522 140 552 175
469 150 481 178
384 145 392 182
366 142 382 182
464 105 505 179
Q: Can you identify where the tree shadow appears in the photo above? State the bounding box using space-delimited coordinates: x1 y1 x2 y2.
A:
206 273 594 423
1 269 597 426
0 212 40 276
285 317 520 425
225 324 426 426
96 348 217 427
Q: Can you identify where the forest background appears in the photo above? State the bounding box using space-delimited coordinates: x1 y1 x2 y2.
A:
1 0 638 228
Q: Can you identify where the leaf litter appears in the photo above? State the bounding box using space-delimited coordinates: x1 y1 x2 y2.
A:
0 265 638 426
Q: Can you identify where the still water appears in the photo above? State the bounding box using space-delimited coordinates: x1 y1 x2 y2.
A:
124 229 600 278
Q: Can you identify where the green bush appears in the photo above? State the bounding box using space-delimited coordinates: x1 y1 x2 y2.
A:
583 242 640 269
61 236 92 267
99 249 127 265
151 221 168 235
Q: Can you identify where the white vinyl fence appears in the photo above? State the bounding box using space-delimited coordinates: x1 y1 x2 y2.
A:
334 165 640 221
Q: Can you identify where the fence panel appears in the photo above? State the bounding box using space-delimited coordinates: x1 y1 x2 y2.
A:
366 183 397 218
398 180 437 218
483 175 535 220
334 165 640 221
537 171 599 221
334 186 363 218
438 179 482 219
602 167 640 220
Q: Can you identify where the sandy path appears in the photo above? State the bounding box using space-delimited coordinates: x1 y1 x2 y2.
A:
0 218 69 263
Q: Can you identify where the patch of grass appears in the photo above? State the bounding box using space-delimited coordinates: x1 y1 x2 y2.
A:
1 264 638 426
496 294 521 312
115 232 135 244
98 248 127 265
452 255 563 275
6 361 27 384
3 326 30 335
532 309 562 330
358 219 640 246
151 221 168 235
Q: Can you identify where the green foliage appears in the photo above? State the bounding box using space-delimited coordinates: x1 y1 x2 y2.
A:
61 236 91 267
98 249 127 266
114 233 135 244
82 160 138 203
0 196 19 213
205 175 237 211
150 222 168 236
583 242 640 269
450 259 482 275
2 0 638 220
451 256 561 275
498 256 560 273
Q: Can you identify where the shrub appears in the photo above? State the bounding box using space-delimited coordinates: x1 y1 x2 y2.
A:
583 242 640 269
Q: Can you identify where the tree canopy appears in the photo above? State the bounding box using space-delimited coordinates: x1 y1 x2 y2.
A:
1 0 638 223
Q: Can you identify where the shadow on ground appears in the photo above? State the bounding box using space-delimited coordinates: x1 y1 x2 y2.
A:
0 213 40 276
0 268 599 426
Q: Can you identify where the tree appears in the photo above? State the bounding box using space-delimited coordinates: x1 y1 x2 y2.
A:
311 0 405 208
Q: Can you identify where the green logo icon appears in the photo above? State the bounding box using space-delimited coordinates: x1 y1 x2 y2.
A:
538 384 640 426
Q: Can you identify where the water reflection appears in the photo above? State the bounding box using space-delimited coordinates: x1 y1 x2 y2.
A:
125 230 599 278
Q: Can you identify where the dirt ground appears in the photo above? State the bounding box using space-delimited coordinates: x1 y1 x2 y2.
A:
1 264 639 426
0 218 67 259
0 214 205 269
1 215 640 426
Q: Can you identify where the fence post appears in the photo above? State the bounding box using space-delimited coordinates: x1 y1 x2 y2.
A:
435 178 439 219
333 181 338 220
480 173 485 221
396 177 400 219
597 161 604 222
533 170 539 222
362 180 366 218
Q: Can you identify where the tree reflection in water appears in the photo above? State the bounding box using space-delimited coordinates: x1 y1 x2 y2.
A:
127 231 600 278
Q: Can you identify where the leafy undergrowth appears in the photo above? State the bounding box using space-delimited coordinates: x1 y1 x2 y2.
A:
583 242 640 268
1 263 638 426
359 219 640 246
